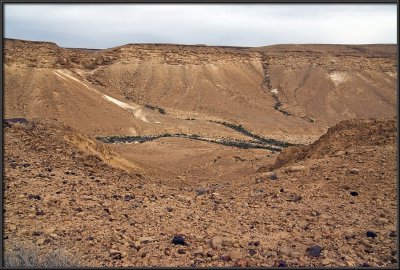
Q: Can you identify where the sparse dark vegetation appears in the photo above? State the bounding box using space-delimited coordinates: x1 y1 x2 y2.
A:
210 120 294 148
96 132 287 151
271 93 292 116
3 242 79 267
144 104 167 114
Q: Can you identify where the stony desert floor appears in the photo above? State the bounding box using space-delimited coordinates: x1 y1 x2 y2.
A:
3 118 397 267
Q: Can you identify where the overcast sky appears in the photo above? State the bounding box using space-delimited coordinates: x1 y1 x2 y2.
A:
4 4 397 49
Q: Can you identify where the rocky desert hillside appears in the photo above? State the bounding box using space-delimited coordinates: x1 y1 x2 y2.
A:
2 38 398 267
3 117 397 267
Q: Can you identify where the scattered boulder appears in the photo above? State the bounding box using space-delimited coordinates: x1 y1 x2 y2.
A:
171 235 187 246
210 236 223 249
366 231 377 238
307 245 323 257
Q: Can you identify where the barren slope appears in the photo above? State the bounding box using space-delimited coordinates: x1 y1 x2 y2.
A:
3 118 397 267
4 39 397 141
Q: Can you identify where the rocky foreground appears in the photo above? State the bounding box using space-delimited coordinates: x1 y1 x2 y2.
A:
3 118 397 267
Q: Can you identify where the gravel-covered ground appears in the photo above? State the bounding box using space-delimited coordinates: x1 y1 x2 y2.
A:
3 118 397 267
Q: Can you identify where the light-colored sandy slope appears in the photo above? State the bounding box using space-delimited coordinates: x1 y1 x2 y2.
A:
3 65 256 143
53 69 156 124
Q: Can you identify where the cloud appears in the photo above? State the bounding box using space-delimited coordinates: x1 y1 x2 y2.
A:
4 4 397 48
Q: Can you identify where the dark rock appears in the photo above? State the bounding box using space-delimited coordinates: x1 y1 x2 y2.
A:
248 249 257 256
87 236 94 241
366 231 377 238
171 235 187 245
307 245 323 257
277 260 287 267
177 248 186 254
288 194 302 202
220 255 231 262
269 172 279 180
27 194 41 200
35 210 45 216
195 187 208 196
124 195 134 201
350 191 359 196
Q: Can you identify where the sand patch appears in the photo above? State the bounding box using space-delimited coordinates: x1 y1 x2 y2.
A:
329 72 347 86
53 70 157 123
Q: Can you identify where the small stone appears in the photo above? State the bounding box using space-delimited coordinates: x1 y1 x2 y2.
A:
177 248 186 254
284 166 306 173
194 246 204 255
139 236 155 244
350 191 359 196
210 236 223 249
321 259 331 265
377 217 389 225
366 231 377 238
343 230 356 240
131 241 141 250
36 238 49 245
334 151 346 157
124 195 134 201
171 235 187 245
195 187 208 196
27 194 41 200
248 249 257 256
269 172 279 180
349 168 360 175
164 248 171 256
109 249 123 259
222 238 236 247
229 250 242 261
236 258 249 267
277 260 287 267
307 245 323 257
